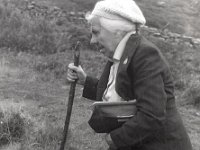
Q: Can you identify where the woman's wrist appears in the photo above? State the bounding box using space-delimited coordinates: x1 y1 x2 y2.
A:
78 73 87 86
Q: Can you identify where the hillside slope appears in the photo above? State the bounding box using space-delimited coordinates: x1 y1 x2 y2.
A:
0 0 200 150
43 0 200 37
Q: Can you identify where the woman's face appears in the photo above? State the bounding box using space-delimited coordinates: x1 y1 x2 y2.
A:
89 17 120 58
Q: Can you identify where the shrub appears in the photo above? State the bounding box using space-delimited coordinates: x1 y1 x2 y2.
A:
67 25 91 50
0 0 62 54
0 111 26 146
0 0 95 55
0 100 33 148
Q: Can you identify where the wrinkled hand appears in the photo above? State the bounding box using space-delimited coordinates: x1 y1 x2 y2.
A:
105 134 117 150
67 63 87 86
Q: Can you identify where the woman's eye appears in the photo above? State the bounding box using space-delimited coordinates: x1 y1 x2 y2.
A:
92 30 99 35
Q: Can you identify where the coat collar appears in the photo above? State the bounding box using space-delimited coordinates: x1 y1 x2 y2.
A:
113 31 136 61
115 34 141 100
119 34 141 67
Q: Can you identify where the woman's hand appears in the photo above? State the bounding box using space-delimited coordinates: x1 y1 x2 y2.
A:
67 63 87 86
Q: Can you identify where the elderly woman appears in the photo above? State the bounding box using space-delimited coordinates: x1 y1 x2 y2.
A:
67 0 193 150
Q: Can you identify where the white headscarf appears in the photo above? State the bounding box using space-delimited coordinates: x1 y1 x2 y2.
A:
86 0 146 32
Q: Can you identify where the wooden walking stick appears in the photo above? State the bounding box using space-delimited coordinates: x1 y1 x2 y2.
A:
60 41 81 150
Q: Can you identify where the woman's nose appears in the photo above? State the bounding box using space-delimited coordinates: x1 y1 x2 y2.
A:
90 36 97 44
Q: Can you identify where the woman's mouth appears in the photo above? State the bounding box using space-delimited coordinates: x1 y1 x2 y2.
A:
100 48 105 54
92 43 105 52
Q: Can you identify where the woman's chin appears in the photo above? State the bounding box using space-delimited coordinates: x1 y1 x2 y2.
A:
99 51 113 62
105 56 114 62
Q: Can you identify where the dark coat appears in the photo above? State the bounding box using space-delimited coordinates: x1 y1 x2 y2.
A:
82 35 192 150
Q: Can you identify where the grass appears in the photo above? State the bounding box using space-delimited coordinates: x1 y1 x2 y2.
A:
0 43 200 150
0 100 27 146
0 0 91 55
135 0 200 37
0 49 108 150
0 0 200 150
46 0 200 37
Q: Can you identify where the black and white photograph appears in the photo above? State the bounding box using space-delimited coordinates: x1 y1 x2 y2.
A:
0 0 199 149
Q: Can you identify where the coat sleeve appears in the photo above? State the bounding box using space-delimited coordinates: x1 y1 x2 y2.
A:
82 76 99 100
110 46 168 148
